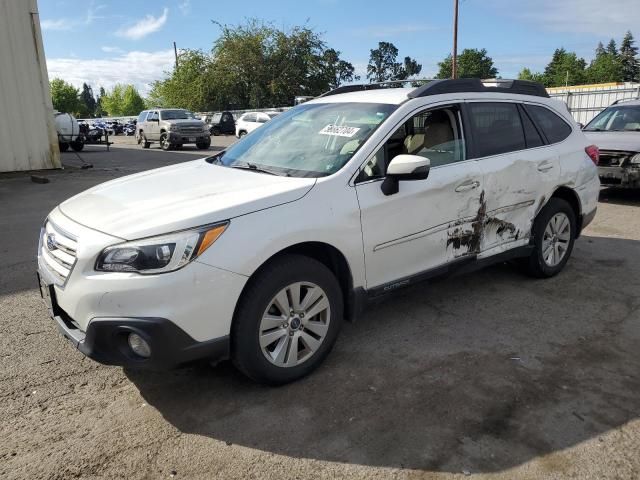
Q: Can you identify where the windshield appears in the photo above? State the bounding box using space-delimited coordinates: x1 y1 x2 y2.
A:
209 102 396 177
585 105 640 131
160 109 195 120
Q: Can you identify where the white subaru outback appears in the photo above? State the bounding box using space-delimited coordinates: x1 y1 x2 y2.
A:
37 79 600 384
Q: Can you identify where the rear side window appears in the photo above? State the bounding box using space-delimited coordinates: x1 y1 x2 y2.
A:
519 106 544 148
244 113 257 122
525 105 572 144
467 103 525 157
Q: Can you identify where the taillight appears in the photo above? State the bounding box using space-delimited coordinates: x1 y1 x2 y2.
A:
585 145 599 165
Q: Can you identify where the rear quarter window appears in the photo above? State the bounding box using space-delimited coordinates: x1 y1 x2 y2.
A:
525 105 572 144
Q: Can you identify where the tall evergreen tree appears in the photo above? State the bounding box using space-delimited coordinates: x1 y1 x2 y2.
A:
620 31 640 82
542 48 587 87
606 39 618 56
79 83 96 117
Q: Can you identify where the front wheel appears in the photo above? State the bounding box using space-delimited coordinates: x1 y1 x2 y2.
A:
160 133 171 151
232 255 343 385
521 198 576 278
196 140 210 150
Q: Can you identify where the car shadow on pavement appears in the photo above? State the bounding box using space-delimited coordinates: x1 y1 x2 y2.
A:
128 234 640 473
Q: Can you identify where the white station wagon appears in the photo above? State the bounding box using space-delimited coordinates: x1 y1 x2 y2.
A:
38 79 600 384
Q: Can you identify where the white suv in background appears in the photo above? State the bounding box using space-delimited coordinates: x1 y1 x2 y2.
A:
235 111 279 137
38 79 599 385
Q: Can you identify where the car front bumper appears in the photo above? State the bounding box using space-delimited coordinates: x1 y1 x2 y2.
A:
598 166 640 188
37 208 247 369
169 132 210 143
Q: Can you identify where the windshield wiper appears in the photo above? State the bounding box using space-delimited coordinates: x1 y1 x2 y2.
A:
230 162 284 176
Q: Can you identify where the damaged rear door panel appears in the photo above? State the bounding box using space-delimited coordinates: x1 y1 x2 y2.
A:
463 101 560 256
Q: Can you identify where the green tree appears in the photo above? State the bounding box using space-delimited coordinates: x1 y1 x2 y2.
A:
586 43 623 83
606 39 618 56
79 83 96 117
366 42 421 82
149 20 358 110
542 48 587 87
121 85 146 115
436 48 498 79
518 67 545 83
100 84 124 116
50 78 81 114
147 49 213 110
95 86 105 117
620 31 640 82
100 84 146 116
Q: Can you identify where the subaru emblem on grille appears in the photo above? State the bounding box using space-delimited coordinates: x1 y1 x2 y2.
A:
46 233 58 251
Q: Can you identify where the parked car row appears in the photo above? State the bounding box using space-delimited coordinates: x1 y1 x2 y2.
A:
198 110 281 137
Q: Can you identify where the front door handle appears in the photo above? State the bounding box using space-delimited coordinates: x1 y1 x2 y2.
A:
537 161 554 172
455 180 480 192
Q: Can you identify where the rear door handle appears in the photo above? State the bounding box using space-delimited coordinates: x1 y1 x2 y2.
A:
455 180 480 192
537 162 554 172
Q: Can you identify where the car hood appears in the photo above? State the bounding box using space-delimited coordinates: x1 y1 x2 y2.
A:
583 131 640 152
59 159 316 239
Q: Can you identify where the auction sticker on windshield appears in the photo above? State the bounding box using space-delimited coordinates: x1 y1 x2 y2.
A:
319 124 360 137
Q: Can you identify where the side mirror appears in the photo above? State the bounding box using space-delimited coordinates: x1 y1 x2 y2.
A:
577 122 585 129
381 154 431 196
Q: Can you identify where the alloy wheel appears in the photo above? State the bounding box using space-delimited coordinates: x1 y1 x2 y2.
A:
259 282 330 368
542 212 571 267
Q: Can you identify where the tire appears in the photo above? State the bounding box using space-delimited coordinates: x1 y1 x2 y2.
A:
139 132 151 149
211 127 220 136
520 198 576 278
58 142 69 152
196 140 210 150
70 140 84 152
239 131 247 138
232 254 343 385
160 132 171 151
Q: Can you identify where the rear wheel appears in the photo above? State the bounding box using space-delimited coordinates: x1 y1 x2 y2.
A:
239 130 247 138
211 127 220 136
521 198 576 278
139 131 151 149
196 139 210 150
232 255 343 385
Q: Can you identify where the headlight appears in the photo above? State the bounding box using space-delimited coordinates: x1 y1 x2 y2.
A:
96 222 228 274
631 153 640 165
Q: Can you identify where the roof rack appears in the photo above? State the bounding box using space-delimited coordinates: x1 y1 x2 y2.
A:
408 78 549 98
318 79 435 97
320 78 549 99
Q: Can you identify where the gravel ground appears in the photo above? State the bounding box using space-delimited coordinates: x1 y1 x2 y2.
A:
1 140 639 479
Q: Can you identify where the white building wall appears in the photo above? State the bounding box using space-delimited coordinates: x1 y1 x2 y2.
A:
0 0 60 172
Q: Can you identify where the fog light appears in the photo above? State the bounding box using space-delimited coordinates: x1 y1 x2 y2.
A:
128 333 151 358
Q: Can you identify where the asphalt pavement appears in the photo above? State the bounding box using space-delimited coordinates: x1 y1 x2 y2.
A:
1 137 639 479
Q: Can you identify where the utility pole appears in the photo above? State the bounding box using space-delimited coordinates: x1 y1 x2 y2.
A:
173 41 178 69
452 0 459 79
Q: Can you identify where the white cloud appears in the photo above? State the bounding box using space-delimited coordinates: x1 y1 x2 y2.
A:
41 19 71 31
178 0 191 15
488 0 640 37
46 50 175 96
116 8 169 40
101 46 124 54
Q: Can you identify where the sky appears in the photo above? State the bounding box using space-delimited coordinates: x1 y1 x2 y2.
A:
39 0 640 97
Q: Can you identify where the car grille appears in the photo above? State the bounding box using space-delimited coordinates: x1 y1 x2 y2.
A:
178 126 202 134
40 221 78 286
598 150 636 167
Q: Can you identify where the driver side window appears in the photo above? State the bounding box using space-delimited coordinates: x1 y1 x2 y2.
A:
357 105 466 182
